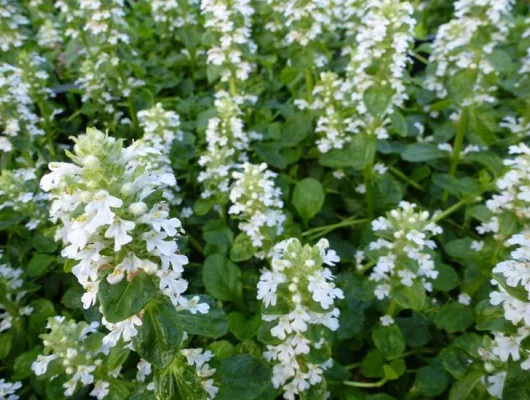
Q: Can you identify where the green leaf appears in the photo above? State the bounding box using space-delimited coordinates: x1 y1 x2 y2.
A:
362 349 386 378
292 178 325 223
0 332 12 358
27 253 56 278
432 263 460 292
448 69 478 104
99 271 157 323
215 355 272 400
444 238 477 259
228 312 260 341
177 295 228 338
337 308 365 340
13 346 41 380
432 174 479 196
503 359 530 398
441 347 471 380
487 49 513 74
230 233 255 262
475 299 516 333
32 233 59 253
319 133 376 170
133 297 183 368
372 324 405 359
412 359 450 397
364 86 394 116
203 220 233 251
393 281 426 311
202 254 242 302
493 272 529 303
108 344 130 372
384 359 405 381
396 313 431 348
28 299 56 338
433 302 474 333
390 110 408 136
208 340 235 360
105 380 131 400
402 143 446 162
194 197 216 216
448 371 483 400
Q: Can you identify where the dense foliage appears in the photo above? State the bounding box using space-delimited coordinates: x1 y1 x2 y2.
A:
1 0 530 399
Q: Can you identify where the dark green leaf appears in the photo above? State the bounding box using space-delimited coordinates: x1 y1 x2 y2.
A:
133 298 183 368
99 271 157 323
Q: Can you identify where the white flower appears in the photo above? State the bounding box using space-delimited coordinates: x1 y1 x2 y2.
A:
73 365 96 385
105 218 135 251
84 190 123 233
0 379 22 400
458 293 472 305
32 354 58 376
380 315 394 326
90 381 110 400
258 239 341 398
136 360 152 382
81 280 100 309
102 315 143 347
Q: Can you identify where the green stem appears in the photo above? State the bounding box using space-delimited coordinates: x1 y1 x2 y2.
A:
187 233 204 256
442 108 469 202
363 134 377 219
344 377 388 388
412 52 429 64
229 75 237 97
364 166 375 219
128 95 139 132
344 362 362 370
37 100 56 158
358 260 375 274
387 348 436 361
305 69 314 101
433 198 470 223
389 166 424 191
302 217 368 236
387 300 397 316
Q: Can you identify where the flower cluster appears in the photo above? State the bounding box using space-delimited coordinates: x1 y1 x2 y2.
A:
0 0 29 53
228 162 285 253
258 238 343 399
368 201 442 300
56 0 129 45
198 91 257 202
476 339 509 398
0 168 48 230
478 143 530 238
36 19 62 49
264 0 335 48
16 52 54 101
0 63 45 152
425 0 515 105
302 72 353 153
32 317 113 399
489 233 530 371
180 348 219 399
347 0 415 110
0 379 22 400
0 259 33 334
201 0 256 82
40 128 205 346
137 103 183 205
76 54 145 121
55 0 144 121
149 0 199 35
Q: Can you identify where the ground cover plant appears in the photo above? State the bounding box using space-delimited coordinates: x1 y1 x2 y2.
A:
1 0 530 399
